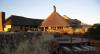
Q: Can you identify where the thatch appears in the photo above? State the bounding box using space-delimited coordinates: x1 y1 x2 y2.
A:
6 15 43 27
41 6 70 27
62 15 70 20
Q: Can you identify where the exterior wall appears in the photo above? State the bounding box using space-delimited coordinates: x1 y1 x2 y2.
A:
4 19 12 32
74 28 85 34
6 25 41 32
41 26 89 35
65 27 73 34
4 25 11 32
41 26 73 34
74 26 89 34
0 12 5 32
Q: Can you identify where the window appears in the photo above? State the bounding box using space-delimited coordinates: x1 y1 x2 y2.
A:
51 26 57 30
45 27 48 29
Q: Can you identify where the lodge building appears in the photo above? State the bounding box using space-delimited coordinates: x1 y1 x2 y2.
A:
41 6 73 34
0 6 89 34
4 15 43 32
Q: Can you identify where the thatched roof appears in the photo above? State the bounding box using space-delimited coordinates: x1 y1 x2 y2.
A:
66 18 81 28
6 15 43 27
41 6 70 27
62 15 70 20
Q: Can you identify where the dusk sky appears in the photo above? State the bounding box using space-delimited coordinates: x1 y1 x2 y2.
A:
0 0 100 25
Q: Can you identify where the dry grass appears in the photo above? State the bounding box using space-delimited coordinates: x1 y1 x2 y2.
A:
2 32 56 54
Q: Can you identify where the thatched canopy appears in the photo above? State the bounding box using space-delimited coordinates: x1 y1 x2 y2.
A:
41 6 70 27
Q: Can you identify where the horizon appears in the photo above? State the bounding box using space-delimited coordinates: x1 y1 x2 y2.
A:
0 0 100 25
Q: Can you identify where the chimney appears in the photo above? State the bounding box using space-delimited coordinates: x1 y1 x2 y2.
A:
0 12 5 32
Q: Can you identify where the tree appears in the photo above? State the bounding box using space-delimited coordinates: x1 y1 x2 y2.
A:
86 23 100 40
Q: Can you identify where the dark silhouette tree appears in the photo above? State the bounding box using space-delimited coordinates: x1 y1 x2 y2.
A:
86 23 100 40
